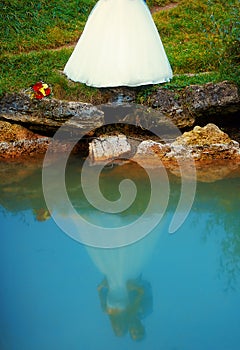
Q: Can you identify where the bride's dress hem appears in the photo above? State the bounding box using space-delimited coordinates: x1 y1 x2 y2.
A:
63 73 173 88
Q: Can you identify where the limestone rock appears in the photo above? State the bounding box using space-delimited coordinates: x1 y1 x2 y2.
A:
132 124 240 177
89 124 240 169
89 134 132 165
183 81 240 116
0 120 38 142
0 121 49 159
0 81 239 161
173 123 232 146
151 88 195 128
151 81 240 129
122 106 180 139
1 81 239 140
0 138 50 160
0 93 104 135
171 123 240 161
132 140 171 167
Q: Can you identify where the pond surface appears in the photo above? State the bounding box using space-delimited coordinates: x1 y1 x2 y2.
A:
0 157 240 350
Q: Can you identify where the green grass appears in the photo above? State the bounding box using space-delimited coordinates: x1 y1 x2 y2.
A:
0 0 239 101
154 0 240 82
1 0 96 54
0 49 102 102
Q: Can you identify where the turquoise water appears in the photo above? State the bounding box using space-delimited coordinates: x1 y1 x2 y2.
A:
0 158 240 350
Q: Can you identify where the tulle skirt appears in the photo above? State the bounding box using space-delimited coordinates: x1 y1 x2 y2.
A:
64 0 173 87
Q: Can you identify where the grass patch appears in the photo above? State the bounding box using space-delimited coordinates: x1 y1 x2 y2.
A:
0 49 102 102
154 0 240 84
0 0 239 101
0 0 96 54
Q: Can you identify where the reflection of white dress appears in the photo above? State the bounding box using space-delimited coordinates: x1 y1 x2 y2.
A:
86 221 165 310
64 0 173 87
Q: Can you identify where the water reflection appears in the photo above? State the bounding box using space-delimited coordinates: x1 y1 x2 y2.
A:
1 157 240 349
1 157 240 290
97 276 152 341
86 222 162 340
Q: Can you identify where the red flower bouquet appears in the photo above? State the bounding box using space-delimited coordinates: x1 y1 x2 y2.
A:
25 81 52 99
32 81 51 99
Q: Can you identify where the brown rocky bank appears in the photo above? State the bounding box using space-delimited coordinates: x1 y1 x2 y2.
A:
89 124 240 182
0 81 240 182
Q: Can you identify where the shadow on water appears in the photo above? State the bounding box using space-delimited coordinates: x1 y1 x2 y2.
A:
0 156 240 349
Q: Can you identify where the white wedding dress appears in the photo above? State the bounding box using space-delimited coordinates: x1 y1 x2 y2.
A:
64 0 173 87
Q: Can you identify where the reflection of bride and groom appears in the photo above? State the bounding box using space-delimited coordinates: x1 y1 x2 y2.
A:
44 177 166 341
86 223 164 341
44 161 168 340
46 171 167 341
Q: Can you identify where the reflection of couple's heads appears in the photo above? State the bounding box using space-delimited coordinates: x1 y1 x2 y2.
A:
98 277 152 341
